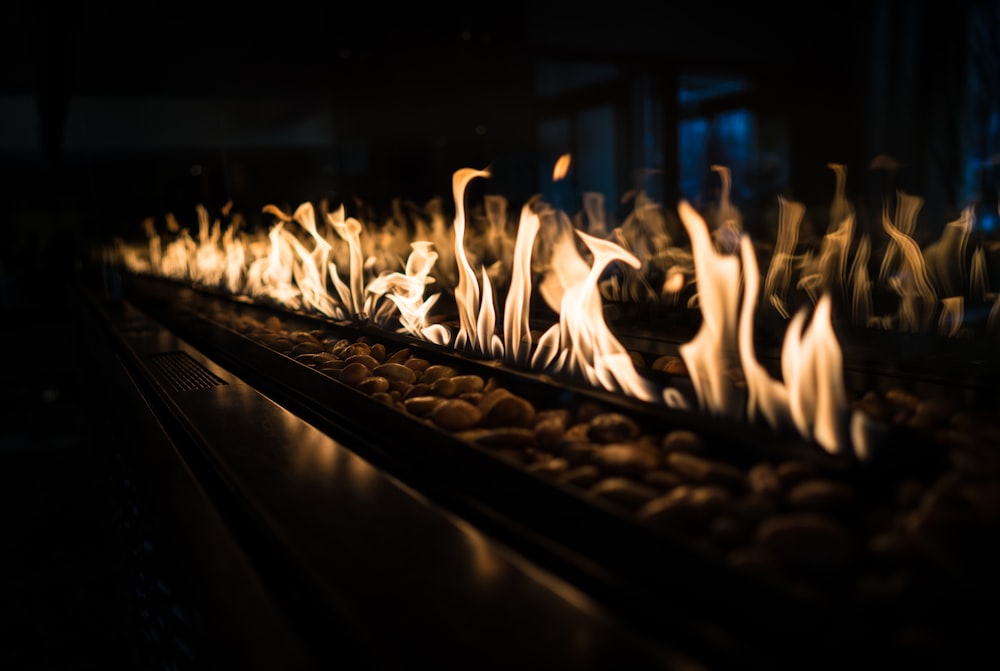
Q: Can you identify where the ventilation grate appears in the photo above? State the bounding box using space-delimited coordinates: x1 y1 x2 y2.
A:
147 351 227 393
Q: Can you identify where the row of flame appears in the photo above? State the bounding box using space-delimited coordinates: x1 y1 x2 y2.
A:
113 161 994 461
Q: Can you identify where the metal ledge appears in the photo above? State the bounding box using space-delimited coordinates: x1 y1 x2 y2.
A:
76 289 707 671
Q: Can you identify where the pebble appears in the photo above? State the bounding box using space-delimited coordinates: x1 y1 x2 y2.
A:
402 395 443 417
374 362 417 385
317 361 345 376
642 469 682 491
338 362 372 386
587 412 641 443
533 408 572 428
342 342 371 359
368 342 386 362
451 375 485 395
404 357 430 373
775 460 816 489
525 456 570 477
652 354 688 376
558 441 598 466
455 427 537 448
661 429 704 454
291 341 323 357
430 377 458 397
589 477 660 510
356 376 390 395
345 353 380 371
534 417 568 449
557 465 601 488
747 462 781 497
666 452 745 492
420 364 458 383
593 443 661 476
228 323 1000 608
384 347 411 364
785 479 857 515
755 513 854 575
429 398 482 431
637 485 705 531
480 393 536 428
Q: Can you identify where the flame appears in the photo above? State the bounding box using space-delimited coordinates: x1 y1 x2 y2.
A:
288 202 342 319
971 245 989 302
797 167 855 307
677 200 743 418
710 165 742 255
827 163 854 234
782 295 850 455
684 203 852 455
763 195 805 319
222 224 245 294
328 206 367 317
580 191 608 238
879 193 937 332
451 167 494 354
938 296 964 337
849 234 874 326
366 241 449 344
739 236 792 429
552 153 572 181
502 204 541 365
115 161 885 459
608 190 676 303
532 227 660 402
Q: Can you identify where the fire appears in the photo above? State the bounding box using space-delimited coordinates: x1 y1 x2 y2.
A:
879 193 937 332
680 200 852 456
677 199 743 419
502 204 541 366
552 153 572 181
116 157 958 461
532 225 661 402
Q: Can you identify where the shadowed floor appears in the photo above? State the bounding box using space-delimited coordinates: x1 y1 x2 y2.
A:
0 310 207 670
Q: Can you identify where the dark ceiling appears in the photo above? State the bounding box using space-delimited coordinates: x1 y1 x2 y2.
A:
0 0 990 309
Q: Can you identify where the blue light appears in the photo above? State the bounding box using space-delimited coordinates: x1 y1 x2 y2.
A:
979 212 997 233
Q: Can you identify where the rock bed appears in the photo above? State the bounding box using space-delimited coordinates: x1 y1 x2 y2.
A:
210 306 1000 639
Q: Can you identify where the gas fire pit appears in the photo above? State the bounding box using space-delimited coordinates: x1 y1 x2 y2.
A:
101 160 1000 666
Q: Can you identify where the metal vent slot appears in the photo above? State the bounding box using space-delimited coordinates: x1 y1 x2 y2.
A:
147 351 227 392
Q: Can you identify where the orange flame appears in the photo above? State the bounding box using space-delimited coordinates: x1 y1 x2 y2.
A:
366 241 449 344
552 153 571 181
452 167 493 353
502 204 541 365
532 227 660 402
763 195 805 319
880 193 936 332
116 160 880 458
677 200 742 418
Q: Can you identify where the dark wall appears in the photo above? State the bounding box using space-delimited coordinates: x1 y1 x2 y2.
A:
0 0 989 311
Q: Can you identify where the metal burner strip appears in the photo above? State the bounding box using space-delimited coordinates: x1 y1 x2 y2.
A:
147 351 228 392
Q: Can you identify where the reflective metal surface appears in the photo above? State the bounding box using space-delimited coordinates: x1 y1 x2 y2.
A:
85 292 707 670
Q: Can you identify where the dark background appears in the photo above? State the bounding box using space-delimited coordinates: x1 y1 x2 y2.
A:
2 0 995 313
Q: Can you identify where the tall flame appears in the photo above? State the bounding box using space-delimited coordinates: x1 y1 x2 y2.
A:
880 193 937 332
115 161 881 459
677 200 743 418
740 236 792 429
763 195 805 319
532 228 660 402
452 167 493 353
502 204 541 365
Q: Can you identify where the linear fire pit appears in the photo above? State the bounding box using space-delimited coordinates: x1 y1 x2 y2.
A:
103 271 1000 668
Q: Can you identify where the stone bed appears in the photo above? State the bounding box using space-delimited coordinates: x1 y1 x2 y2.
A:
204 304 1000 652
